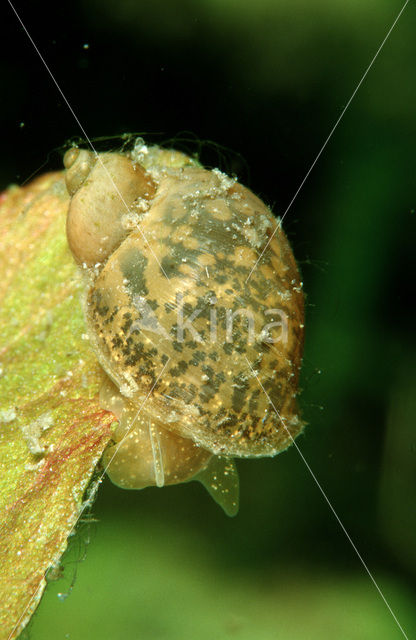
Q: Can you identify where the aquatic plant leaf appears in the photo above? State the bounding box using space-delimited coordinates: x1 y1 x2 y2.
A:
0 173 113 640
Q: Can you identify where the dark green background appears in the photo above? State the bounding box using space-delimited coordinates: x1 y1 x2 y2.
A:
1 1 415 638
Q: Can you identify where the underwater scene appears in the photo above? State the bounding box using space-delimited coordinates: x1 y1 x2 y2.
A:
0 1 415 639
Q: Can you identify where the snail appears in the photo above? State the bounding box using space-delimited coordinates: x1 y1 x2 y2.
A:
63 140 305 516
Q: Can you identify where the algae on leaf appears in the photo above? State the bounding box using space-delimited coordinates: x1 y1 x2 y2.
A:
0 173 113 640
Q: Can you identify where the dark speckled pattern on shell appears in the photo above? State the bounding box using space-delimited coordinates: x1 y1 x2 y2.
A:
86 166 304 458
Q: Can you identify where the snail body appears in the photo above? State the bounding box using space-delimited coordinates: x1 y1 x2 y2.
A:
64 141 304 515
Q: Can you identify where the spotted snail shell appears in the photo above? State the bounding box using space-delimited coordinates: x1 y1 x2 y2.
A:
63 140 305 516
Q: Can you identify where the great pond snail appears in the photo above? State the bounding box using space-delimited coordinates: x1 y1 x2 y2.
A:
63 139 305 516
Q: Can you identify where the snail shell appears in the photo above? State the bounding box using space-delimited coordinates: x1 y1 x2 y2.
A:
64 143 304 516
64 148 155 267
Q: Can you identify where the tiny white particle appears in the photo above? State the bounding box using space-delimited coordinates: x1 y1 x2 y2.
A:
0 408 17 423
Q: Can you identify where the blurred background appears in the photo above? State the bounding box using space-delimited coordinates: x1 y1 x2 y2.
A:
1 0 415 638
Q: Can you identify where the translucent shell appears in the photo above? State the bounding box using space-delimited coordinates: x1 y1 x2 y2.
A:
65 149 155 267
64 144 304 515
88 167 304 454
